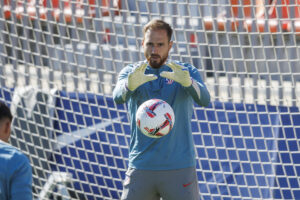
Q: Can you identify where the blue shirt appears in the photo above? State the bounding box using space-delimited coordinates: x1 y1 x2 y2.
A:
0 141 32 200
113 60 210 170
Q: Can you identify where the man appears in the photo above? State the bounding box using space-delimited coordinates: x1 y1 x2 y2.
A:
0 101 32 200
113 19 210 200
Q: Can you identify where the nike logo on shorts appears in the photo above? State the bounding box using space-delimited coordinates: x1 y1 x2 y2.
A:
183 182 193 187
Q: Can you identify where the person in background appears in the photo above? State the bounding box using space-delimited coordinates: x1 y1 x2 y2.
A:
113 19 210 200
0 101 32 200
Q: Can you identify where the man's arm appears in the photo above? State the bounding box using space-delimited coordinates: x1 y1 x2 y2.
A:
184 67 211 107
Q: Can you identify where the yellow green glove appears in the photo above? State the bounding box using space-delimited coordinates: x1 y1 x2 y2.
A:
127 63 158 91
160 63 192 87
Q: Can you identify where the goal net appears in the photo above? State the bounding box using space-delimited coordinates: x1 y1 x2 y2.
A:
0 0 300 199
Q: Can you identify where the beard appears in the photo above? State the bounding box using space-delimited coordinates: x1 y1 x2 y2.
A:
146 54 168 69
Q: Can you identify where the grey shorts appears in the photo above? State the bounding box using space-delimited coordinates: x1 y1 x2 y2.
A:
121 167 200 200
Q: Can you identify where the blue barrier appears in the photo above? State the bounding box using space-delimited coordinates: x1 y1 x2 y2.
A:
1 89 300 199
51 91 300 199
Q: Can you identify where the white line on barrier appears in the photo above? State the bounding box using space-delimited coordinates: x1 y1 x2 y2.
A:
54 116 124 150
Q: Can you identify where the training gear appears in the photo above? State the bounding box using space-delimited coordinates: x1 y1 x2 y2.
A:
160 63 192 87
127 63 157 91
121 167 200 200
113 60 210 170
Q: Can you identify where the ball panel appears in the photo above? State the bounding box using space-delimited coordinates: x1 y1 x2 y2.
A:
136 99 175 138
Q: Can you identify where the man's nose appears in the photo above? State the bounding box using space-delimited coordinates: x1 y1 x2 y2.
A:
151 46 158 54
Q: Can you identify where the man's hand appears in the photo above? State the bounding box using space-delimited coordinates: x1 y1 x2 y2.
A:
160 63 192 87
127 63 157 91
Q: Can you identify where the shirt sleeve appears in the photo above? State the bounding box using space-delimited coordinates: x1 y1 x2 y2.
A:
184 66 211 107
113 66 134 104
9 152 32 200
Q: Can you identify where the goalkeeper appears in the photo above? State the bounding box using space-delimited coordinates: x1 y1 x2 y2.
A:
113 19 210 200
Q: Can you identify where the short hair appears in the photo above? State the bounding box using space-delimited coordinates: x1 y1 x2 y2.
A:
0 101 12 122
143 19 173 42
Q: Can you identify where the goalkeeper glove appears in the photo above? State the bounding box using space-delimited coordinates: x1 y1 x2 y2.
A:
160 63 192 87
127 63 157 91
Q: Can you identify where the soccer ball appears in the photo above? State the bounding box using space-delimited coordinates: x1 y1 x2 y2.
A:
136 99 175 138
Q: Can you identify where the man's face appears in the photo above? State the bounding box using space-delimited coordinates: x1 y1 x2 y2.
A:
142 29 173 68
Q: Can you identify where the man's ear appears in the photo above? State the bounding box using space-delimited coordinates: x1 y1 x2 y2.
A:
3 120 11 142
0 119 11 143
4 121 11 135
168 41 173 51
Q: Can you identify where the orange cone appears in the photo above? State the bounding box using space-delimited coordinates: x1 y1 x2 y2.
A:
39 0 47 20
281 0 291 31
16 0 24 20
27 0 37 20
4 0 11 19
76 0 84 23
243 0 252 31
230 0 239 31
268 0 278 33
89 0 96 18
52 0 60 21
64 0 72 23
295 0 300 35
255 0 265 32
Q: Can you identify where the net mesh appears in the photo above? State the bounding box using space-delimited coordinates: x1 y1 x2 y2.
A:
0 0 300 199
